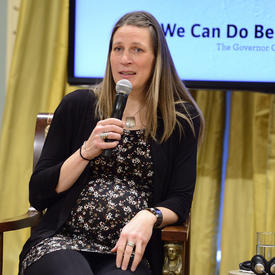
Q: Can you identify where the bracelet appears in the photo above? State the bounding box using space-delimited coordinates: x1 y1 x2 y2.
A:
79 142 91 161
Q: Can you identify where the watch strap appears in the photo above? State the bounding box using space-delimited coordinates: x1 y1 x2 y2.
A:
145 207 163 228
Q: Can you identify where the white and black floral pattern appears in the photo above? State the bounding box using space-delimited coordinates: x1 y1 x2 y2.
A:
22 129 153 270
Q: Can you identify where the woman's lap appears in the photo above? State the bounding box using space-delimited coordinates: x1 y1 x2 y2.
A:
24 249 94 275
90 253 151 275
24 250 151 275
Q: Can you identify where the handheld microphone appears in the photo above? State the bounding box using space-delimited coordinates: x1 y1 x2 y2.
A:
102 79 132 157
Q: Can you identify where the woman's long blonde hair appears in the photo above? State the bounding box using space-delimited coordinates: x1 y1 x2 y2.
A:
94 11 204 143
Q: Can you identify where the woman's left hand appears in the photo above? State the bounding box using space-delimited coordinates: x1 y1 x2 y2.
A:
111 210 157 271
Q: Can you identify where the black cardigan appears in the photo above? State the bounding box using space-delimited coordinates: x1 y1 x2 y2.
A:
19 89 200 275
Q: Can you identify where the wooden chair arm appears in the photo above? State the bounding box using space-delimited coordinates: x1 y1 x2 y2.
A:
161 224 189 242
0 208 41 233
161 216 190 242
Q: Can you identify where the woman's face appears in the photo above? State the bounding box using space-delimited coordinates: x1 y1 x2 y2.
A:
110 25 155 95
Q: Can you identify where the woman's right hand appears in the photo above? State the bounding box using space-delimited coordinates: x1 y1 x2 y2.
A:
82 118 124 160
56 118 124 193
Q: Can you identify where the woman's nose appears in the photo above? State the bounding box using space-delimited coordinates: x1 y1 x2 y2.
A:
120 51 132 64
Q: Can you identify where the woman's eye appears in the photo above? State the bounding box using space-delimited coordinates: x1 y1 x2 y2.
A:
113 47 121 52
135 48 143 53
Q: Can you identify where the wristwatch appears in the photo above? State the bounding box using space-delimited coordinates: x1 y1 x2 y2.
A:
145 207 163 228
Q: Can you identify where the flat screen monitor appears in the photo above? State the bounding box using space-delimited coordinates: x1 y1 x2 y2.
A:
68 0 275 92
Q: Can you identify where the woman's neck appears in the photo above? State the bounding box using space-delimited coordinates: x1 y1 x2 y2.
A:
124 91 146 115
122 92 147 129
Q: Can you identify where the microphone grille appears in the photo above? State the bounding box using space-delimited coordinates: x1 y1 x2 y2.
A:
115 79 132 95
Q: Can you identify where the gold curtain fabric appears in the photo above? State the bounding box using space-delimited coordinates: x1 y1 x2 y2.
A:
190 90 226 275
220 91 275 274
0 1 275 275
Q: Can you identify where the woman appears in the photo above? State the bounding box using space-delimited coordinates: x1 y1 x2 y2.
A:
19 11 204 275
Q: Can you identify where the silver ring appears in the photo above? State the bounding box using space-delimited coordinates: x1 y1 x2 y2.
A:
99 132 109 140
127 241 135 248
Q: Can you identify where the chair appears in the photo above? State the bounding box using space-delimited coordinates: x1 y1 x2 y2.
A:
0 113 190 275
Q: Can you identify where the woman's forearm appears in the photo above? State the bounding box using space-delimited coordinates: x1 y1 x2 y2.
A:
155 207 178 227
56 148 89 193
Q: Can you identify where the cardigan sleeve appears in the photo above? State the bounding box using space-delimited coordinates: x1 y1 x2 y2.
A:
154 105 201 224
29 90 93 211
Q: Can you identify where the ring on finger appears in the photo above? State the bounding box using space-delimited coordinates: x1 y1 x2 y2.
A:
99 132 109 140
127 241 135 248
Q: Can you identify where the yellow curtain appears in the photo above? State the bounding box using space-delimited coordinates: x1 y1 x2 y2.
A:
0 1 76 274
190 90 226 275
220 91 275 275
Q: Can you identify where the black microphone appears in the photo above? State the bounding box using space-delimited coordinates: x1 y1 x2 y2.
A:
102 79 132 157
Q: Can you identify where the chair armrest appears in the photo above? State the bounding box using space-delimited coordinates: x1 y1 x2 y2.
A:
0 208 41 233
161 216 190 242
161 224 189 242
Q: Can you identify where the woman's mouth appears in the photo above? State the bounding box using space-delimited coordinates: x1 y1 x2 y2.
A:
119 71 136 76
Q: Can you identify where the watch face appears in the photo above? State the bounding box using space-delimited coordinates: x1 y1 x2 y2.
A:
148 208 163 227
154 208 161 217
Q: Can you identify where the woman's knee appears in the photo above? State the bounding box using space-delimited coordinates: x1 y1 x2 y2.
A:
94 255 151 275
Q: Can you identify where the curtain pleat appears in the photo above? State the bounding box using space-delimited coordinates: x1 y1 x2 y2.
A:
190 90 226 275
266 95 275 230
0 1 71 274
220 91 275 275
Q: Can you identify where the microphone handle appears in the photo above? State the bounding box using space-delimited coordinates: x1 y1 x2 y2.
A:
102 93 128 158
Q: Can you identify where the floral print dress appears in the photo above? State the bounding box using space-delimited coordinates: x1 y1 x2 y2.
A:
22 129 154 271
